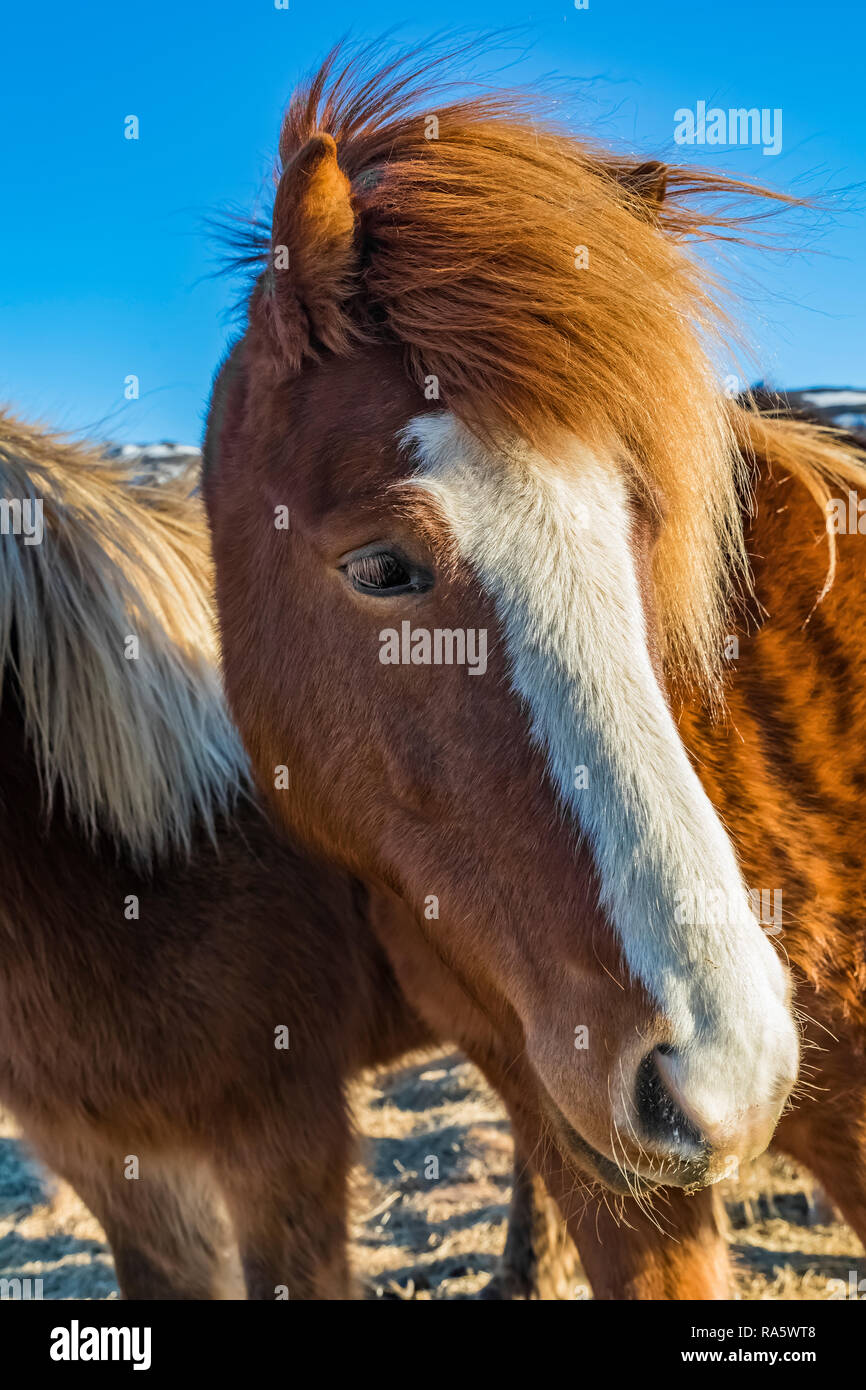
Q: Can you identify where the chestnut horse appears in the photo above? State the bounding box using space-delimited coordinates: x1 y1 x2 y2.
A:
203 44 866 1298
0 411 441 1300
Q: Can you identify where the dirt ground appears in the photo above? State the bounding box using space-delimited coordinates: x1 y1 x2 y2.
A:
2 1047 863 1300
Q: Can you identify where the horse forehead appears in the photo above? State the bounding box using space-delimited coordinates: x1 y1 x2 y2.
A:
266 348 434 506
290 346 420 451
400 411 635 564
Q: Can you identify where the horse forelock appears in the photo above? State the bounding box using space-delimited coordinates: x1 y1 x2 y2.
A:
0 411 250 867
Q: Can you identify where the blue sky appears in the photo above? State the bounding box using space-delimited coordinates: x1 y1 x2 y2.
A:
1 0 862 445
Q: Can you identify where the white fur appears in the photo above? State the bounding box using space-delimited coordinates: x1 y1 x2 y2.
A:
403 413 797 1138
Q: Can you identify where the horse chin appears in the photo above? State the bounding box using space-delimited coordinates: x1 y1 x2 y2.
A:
540 1091 713 1196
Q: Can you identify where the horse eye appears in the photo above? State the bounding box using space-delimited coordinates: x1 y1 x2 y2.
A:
341 548 431 597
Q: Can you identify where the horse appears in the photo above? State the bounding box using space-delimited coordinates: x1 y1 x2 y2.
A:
202 41 866 1299
0 409 507 1300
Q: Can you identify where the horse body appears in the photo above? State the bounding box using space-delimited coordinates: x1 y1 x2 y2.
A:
681 419 866 1249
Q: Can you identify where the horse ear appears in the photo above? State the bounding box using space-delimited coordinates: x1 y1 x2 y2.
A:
264 133 358 369
618 160 669 219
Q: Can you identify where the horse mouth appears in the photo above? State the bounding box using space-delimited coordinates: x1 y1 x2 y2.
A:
540 1092 711 1195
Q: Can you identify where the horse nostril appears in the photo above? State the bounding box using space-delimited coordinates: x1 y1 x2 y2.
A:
636 1049 704 1157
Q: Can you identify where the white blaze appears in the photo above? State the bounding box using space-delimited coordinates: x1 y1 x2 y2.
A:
403 413 797 1137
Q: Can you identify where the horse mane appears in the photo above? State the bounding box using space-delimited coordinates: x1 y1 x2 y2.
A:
0 410 249 866
219 40 819 698
730 399 866 612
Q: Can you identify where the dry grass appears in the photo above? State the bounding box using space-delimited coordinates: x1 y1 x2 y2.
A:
2 1048 862 1300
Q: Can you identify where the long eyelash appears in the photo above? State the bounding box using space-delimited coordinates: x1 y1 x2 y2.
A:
352 553 408 589
354 554 394 587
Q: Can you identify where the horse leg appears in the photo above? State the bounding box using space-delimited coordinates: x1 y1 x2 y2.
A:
481 1135 582 1300
489 1128 729 1300
216 1124 352 1301
774 1046 866 1247
49 1150 230 1300
566 1184 730 1299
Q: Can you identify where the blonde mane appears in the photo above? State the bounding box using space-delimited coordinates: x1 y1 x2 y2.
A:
0 410 249 865
731 402 866 611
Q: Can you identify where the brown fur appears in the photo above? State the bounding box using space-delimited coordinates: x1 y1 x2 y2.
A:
0 413 435 1299
0 688 426 1298
679 407 866 1251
